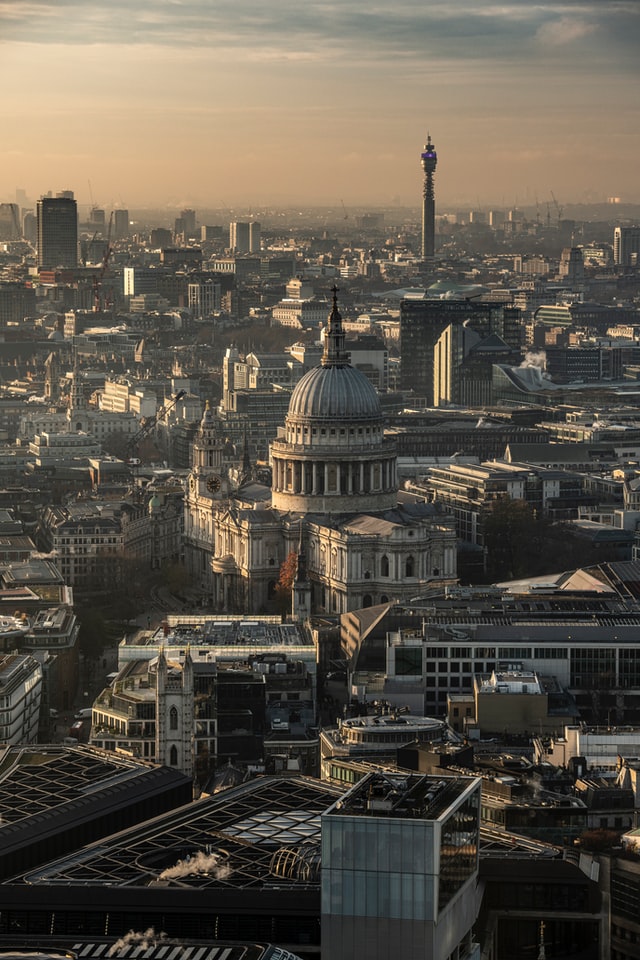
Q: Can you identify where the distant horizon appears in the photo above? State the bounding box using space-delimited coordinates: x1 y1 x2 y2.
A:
7 197 640 223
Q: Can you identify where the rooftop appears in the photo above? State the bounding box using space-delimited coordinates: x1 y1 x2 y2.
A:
17 776 341 889
328 771 478 821
133 616 313 651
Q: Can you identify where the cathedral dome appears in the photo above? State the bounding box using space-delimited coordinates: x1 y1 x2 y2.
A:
286 289 381 424
288 363 381 422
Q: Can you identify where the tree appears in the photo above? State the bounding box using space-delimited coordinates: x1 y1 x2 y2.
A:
482 498 601 583
272 551 298 615
482 498 543 581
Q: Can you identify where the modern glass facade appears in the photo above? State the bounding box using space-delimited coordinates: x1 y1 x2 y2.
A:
321 773 481 960
323 816 437 921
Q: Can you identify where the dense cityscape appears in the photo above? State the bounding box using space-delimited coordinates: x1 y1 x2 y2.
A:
0 125 640 960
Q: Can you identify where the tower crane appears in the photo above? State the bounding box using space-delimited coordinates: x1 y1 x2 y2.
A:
550 191 563 223
93 211 114 311
126 390 186 459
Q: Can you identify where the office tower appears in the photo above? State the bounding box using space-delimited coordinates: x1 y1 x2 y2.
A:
123 266 157 297
230 221 261 253
23 211 36 243
36 196 78 269
188 278 221 319
558 247 585 285
114 209 129 240
614 226 640 267
88 207 105 229
249 220 261 253
181 208 197 236
420 133 438 260
400 298 522 403
0 203 21 240
322 771 481 960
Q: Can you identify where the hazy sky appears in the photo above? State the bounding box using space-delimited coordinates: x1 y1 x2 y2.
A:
1 0 639 210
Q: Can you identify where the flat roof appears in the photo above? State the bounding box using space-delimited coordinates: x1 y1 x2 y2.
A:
328 771 479 821
131 616 314 651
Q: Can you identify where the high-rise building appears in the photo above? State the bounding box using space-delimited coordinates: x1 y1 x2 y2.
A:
400 298 522 403
180 208 197 236
614 226 640 267
321 771 481 960
36 196 78 269
229 221 261 254
420 133 438 260
114 209 129 240
0 203 21 240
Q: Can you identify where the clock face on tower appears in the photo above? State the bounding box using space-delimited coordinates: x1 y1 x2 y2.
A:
206 474 222 493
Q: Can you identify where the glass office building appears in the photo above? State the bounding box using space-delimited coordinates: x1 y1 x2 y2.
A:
322 771 481 960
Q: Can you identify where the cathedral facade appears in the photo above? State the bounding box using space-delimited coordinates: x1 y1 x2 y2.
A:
184 291 457 614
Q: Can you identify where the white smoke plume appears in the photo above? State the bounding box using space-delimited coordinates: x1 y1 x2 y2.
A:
158 850 232 881
519 350 546 369
108 927 167 955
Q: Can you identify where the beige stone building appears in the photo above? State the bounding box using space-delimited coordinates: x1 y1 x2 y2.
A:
184 291 457 614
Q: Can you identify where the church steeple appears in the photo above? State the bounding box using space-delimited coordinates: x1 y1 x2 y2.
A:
67 348 89 433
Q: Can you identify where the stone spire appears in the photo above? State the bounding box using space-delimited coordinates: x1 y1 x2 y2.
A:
321 286 347 367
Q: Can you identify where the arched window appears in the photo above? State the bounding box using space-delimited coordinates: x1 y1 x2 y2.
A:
381 555 389 577
405 555 415 578
433 567 440 577
381 595 389 604
170 706 178 731
169 745 178 766
362 594 373 608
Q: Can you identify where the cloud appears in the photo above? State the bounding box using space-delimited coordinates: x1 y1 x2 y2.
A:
0 0 637 66
535 16 598 46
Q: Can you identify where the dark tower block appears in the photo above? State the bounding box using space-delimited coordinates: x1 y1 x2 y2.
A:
421 133 438 261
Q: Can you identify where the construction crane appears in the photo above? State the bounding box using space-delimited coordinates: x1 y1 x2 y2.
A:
127 390 186 459
550 191 563 223
93 211 114 311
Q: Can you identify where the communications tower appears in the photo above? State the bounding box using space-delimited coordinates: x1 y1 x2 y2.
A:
420 133 438 260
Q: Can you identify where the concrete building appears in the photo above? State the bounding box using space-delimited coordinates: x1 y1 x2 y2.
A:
614 225 640 267
188 277 221 319
230 221 261 254
420 134 438 260
0 653 42 743
0 203 21 240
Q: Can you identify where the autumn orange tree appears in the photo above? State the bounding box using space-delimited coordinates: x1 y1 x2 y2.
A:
273 551 298 614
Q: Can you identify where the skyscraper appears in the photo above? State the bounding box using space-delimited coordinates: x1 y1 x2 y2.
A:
114 209 129 240
0 203 21 240
614 226 640 267
229 220 261 254
36 196 78 269
420 133 438 260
